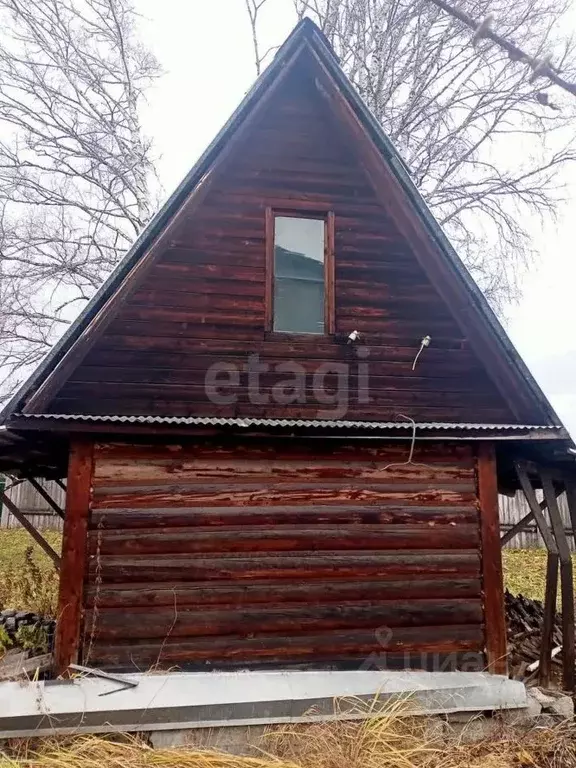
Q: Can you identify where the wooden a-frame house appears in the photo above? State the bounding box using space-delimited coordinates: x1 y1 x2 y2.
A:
1 19 575 685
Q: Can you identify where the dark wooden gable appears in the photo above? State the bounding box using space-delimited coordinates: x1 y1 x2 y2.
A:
5 21 558 427
39 57 514 424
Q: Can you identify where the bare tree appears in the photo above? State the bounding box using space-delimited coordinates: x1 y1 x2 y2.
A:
247 0 576 311
0 0 160 403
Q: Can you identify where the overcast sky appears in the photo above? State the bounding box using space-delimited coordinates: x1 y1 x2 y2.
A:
135 0 576 434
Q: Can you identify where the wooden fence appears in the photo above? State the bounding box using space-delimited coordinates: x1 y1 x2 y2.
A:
500 491 575 550
0 479 65 532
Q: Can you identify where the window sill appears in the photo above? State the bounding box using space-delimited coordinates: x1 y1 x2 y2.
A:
265 331 335 342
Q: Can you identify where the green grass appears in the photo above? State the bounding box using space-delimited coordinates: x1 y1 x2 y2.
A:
0 528 570 616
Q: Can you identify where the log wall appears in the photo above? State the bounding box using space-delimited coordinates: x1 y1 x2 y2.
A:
80 439 488 671
49 58 515 424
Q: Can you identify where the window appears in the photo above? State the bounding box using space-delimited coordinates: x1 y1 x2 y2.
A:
266 210 334 335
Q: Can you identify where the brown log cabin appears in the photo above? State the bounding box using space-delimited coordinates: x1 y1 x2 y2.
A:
1 19 575 680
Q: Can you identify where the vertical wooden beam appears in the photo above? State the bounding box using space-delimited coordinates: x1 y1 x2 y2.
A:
515 462 558 553
324 211 335 335
565 478 576 542
542 472 575 692
54 438 94 676
264 206 274 332
477 442 507 675
540 553 559 688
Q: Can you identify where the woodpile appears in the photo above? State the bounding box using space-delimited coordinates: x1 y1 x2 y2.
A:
506 590 564 682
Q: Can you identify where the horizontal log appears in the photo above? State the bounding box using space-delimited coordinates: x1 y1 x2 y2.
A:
92 458 474 486
93 441 475 463
57 382 504 413
89 550 481 582
85 577 483 609
83 351 485 381
94 335 480 366
87 524 480 556
91 484 477 510
87 599 484 641
71 366 492 394
87 624 485 666
90 504 479 530
141 274 265 297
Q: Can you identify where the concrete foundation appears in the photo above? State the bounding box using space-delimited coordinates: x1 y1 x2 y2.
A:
0 670 526 739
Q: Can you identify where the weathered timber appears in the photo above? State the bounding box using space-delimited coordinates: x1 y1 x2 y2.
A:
88 624 484 668
81 439 485 670
47 67 516 423
87 525 479 556
86 600 483 641
55 439 94 675
85 578 483 609
539 552 559 688
542 471 575 691
477 443 507 675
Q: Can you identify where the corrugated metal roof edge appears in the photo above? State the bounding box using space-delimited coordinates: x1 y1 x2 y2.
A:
13 413 566 432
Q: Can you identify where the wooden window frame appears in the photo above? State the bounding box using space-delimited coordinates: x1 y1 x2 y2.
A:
265 207 335 336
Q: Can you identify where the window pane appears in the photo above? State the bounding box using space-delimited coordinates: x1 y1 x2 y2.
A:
274 216 325 334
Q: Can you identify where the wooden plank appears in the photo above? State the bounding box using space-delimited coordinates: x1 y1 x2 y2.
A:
514 462 558 553
265 205 274 331
542 472 575 691
539 552 559 688
477 443 507 675
565 478 576 541
0 491 61 565
26 478 65 519
325 210 335 334
54 438 94 676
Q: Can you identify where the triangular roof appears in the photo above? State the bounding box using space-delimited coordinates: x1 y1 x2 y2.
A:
0 18 564 430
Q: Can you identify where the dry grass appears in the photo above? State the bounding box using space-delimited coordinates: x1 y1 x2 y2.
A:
1 703 576 768
0 529 61 615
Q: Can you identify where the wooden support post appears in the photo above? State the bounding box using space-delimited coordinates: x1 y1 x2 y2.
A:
565 479 576 542
27 477 65 519
0 490 60 566
542 472 575 692
477 443 507 675
540 552 559 688
54 439 93 676
515 462 558 553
